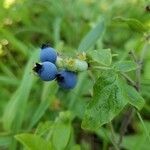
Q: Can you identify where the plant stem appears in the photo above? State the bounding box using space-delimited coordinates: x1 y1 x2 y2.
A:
109 122 120 150
102 140 108 150
118 107 134 146
118 43 149 147
121 73 136 87
137 112 150 143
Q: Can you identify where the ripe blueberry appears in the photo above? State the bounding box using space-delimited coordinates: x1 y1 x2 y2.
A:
33 62 57 81
56 70 77 89
40 44 57 63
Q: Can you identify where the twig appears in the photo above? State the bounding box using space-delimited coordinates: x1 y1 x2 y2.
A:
128 50 137 62
135 44 149 91
118 107 134 146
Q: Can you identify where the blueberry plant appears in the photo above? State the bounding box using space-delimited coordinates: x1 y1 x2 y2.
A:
14 18 148 150
0 1 150 150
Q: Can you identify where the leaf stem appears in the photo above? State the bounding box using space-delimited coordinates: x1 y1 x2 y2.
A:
137 112 150 143
93 66 112 70
121 73 136 87
109 122 120 150
117 107 135 146
118 43 149 147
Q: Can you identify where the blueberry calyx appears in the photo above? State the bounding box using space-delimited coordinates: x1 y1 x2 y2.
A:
56 74 64 82
41 43 50 49
33 63 42 73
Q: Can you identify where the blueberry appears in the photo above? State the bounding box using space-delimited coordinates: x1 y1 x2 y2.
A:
56 70 77 89
33 62 57 81
40 44 57 63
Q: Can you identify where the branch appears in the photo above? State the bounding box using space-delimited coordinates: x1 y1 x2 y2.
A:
117 107 134 146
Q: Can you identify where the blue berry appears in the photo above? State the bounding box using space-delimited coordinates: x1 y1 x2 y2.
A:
40 44 57 63
33 62 57 81
56 70 77 89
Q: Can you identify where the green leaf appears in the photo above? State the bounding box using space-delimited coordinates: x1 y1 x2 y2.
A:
125 85 145 110
78 19 105 51
52 123 71 150
0 29 30 56
114 61 138 72
137 113 150 142
88 49 112 66
68 72 89 118
29 82 58 128
0 75 19 86
35 121 53 137
52 111 72 150
96 124 150 150
71 145 81 150
82 71 127 130
113 17 148 33
2 50 39 131
15 133 52 150
122 134 150 150
0 134 11 147
96 121 150 150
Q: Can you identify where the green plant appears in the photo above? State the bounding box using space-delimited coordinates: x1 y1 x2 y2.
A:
0 0 150 150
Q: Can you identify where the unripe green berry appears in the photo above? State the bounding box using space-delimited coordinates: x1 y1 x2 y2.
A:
56 57 64 68
64 58 88 72
56 54 88 72
75 59 88 71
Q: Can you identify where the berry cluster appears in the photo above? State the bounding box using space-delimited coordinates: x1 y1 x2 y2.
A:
33 44 79 89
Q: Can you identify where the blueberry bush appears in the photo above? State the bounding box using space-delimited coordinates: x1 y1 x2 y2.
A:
0 0 150 150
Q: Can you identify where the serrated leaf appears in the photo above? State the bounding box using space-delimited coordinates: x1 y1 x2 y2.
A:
125 85 145 110
15 133 52 150
114 17 148 33
114 61 138 72
82 71 127 130
88 49 112 66
78 19 105 51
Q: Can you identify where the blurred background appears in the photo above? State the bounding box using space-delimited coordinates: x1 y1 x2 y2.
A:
0 0 150 150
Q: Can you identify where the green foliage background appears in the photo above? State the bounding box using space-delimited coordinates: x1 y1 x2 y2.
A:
0 0 150 150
